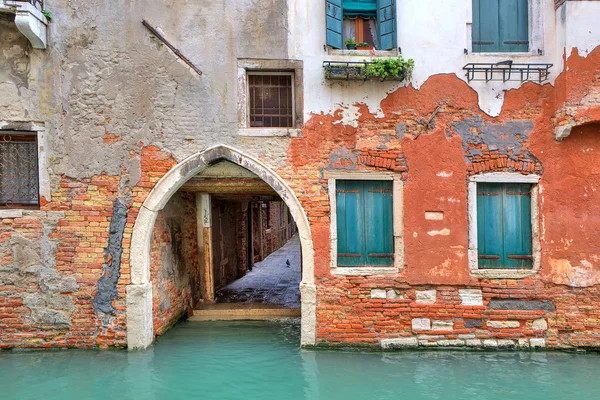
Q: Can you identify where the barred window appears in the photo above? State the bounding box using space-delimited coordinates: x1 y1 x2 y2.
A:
248 73 294 128
0 133 39 207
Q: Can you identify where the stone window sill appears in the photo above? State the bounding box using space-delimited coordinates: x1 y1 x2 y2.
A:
332 267 398 276
470 269 537 279
327 49 399 58
238 128 302 138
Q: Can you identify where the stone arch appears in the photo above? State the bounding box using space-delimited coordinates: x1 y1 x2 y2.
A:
126 145 316 349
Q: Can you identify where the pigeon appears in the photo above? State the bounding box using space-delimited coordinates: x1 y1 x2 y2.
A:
286 259 290 268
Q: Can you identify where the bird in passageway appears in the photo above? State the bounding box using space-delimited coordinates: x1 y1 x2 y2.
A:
286 259 290 268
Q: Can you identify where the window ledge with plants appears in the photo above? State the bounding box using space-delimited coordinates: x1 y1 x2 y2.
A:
323 56 414 82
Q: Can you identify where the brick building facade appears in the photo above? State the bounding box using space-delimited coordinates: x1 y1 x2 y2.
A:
0 0 599 350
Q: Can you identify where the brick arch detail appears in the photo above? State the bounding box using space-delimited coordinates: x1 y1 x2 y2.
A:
126 145 316 349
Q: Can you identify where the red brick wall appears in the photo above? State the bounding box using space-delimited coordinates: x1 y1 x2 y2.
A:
150 192 199 336
287 46 600 349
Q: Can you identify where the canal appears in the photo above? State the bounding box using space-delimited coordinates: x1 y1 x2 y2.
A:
1 320 599 400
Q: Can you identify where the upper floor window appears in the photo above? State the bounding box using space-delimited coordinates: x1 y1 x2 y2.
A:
0 133 39 208
326 0 397 50
472 0 529 53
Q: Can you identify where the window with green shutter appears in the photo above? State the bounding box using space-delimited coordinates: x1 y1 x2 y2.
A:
477 183 533 269
472 0 529 53
336 180 394 267
326 0 397 50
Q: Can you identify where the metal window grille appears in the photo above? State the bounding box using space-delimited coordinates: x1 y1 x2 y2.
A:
14 0 44 10
248 73 294 128
0 134 39 207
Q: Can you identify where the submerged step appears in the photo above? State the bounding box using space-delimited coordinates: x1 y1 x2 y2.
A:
190 303 300 321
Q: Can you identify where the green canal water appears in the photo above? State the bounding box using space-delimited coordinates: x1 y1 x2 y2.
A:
1 320 600 400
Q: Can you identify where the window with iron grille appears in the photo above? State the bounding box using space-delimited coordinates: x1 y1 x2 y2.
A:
248 73 294 128
0 133 39 207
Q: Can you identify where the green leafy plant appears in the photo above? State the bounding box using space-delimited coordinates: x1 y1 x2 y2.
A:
364 56 415 81
41 10 52 21
357 42 371 47
344 37 356 46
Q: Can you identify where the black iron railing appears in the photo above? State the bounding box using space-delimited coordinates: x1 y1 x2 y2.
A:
463 61 553 83
323 61 408 81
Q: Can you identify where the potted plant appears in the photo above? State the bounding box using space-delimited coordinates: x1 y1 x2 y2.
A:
344 37 357 50
356 42 373 50
364 56 415 81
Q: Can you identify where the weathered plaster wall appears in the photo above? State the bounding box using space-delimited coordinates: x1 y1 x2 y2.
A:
285 46 600 349
150 191 199 336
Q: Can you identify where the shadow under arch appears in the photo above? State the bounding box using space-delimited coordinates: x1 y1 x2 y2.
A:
126 145 316 349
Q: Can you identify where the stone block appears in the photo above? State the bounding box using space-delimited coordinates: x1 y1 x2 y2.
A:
465 339 482 347
518 338 530 348
532 318 548 331
436 339 464 347
487 299 555 312
416 289 436 304
459 289 483 306
497 339 517 348
412 318 431 331
530 338 546 349
381 337 418 349
465 319 483 328
432 320 454 331
386 289 403 299
370 289 387 299
487 320 520 329
483 339 498 348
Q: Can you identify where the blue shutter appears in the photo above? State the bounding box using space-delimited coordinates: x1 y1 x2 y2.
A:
326 0 343 49
472 0 500 52
376 0 396 50
477 183 503 268
336 180 366 266
473 0 528 53
364 181 394 266
502 183 533 268
499 0 529 52
477 183 532 269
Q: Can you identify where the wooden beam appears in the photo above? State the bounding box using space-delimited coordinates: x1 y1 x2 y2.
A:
181 177 277 195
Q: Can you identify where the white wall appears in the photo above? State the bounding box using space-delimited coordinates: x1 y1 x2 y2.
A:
291 0 600 122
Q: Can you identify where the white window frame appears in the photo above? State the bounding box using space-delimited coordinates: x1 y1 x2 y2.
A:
466 0 545 57
326 170 404 276
468 172 541 279
237 59 303 137
0 121 49 217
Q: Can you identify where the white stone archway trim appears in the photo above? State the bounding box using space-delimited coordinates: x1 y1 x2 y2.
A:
127 145 315 349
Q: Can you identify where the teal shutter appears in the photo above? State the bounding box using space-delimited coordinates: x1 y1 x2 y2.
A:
326 0 343 49
477 183 532 269
364 181 394 266
472 0 500 52
376 0 396 51
473 0 528 53
337 180 393 267
499 0 529 52
336 180 366 266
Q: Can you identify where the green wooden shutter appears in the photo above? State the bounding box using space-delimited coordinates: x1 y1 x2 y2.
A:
498 0 529 52
473 0 528 53
472 0 500 52
477 183 532 269
336 180 366 266
376 0 396 50
326 0 343 49
337 180 394 267
364 181 394 266
502 183 532 268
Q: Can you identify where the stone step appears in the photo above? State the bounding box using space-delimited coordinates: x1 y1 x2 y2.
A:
190 303 300 321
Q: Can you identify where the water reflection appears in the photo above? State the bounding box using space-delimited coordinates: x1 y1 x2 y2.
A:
1 321 599 400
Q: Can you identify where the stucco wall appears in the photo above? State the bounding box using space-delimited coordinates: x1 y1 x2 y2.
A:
0 0 599 349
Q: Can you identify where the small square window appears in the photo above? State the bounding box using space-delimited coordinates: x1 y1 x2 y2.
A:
472 0 529 53
0 133 39 208
248 73 294 128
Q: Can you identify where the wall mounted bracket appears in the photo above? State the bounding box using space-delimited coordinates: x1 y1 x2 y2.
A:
0 1 48 49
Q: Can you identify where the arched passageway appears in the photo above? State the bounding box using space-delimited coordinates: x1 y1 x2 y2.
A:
126 145 316 349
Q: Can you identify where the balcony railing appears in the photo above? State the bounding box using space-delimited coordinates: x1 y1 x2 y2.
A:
323 61 409 82
13 0 43 10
